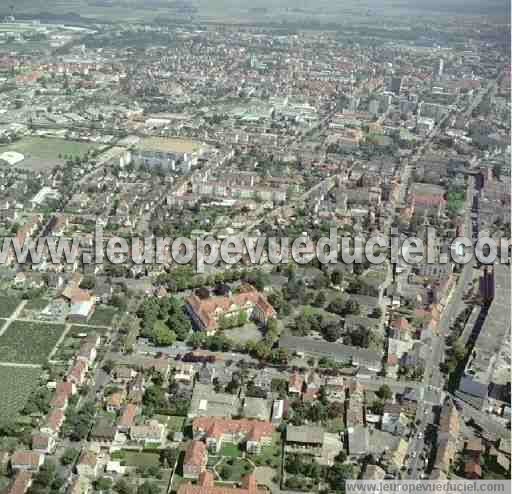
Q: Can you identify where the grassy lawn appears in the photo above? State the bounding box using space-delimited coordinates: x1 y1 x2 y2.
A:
0 295 21 318
219 442 243 458
0 366 41 423
111 450 161 468
326 417 345 433
0 321 66 364
249 433 282 469
217 457 254 482
87 306 117 326
156 415 185 433
1 137 97 166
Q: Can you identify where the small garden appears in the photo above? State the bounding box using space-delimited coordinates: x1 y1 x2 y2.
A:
217 457 254 482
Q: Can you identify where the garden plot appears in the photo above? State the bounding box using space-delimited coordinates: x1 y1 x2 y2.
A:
0 321 66 364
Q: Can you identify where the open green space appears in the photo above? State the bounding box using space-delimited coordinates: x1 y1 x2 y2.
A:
0 365 41 423
87 306 118 326
111 450 161 468
155 415 185 433
0 295 20 318
218 457 254 482
0 137 97 171
218 442 243 458
1 137 96 161
0 321 66 364
250 433 282 469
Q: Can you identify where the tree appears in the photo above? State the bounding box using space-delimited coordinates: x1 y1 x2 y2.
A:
344 299 360 315
93 477 112 492
331 269 344 285
159 448 178 468
79 275 96 290
377 384 393 401
327 401 345 419
114 479 133 494
102 359 115 374
60 447 79 466
371 307 383 319
111 293 128 312
453 338 466 362
327 296 347 316
152 320 176 346
137 483 159 494
327 462 355 490
313 290 327 307
371 400 385 415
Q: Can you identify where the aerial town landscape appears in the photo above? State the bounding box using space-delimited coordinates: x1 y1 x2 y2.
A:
0 1 510 493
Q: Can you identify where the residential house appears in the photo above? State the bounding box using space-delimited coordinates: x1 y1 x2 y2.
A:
90 420 116 446
381 403 407 435
67 360 88 386
174 363 196 385
130 420 166 446
49 391 68 411
242 397 271 421
323 377 345 403
183 441 208 480
188 383 240 419
118 404 139 433
56 381 76 397
192 417 274 454
113 367 137 384
285 425 324 457
288 372 304 397
10 452 44 472
105 391 126 414
76 450 99 479
41 409 65 437
31 434 55 455
303 371 322 401
7 472 33 494
141 358 170 380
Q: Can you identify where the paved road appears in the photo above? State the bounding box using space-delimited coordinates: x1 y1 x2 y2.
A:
0 300 27 336
403 92 486 479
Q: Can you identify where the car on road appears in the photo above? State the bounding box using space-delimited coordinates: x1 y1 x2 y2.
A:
418 432 423 439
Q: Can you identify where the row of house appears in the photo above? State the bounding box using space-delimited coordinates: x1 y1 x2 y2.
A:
7 335 101 494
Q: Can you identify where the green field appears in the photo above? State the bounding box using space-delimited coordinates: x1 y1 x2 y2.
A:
155 415 185 433
0 137 97 171
111 450 161 468
218 457 254 482
0 295 21 318
0 321 66 364
87 306 117 326
0 365 41 423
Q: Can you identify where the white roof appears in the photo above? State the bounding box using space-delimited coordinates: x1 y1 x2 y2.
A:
0 151 24 165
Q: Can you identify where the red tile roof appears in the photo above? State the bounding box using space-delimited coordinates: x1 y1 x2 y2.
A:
7 472 32 494
186 285 275 331
178 472 265 494
193 418 274 442
184 441 207 468
119 404 139 429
